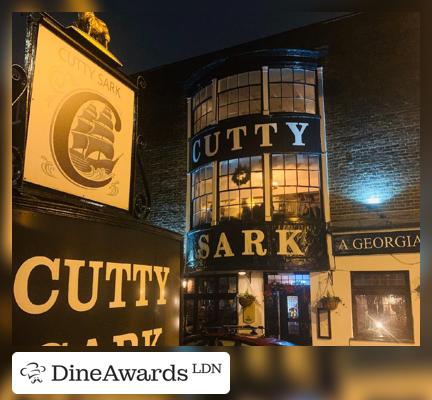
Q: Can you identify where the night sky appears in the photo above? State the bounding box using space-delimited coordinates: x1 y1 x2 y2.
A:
13 8 348 75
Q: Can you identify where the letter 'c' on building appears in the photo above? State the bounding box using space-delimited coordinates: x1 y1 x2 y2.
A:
13 256 60 315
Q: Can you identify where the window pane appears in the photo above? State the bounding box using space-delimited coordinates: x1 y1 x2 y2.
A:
305 99 316 114
282 83 293 98
227 74 238 89
305 70 316 85
238 72 249 87
282 98 293 112
270 98 282 112
250 100 261 113
297 154 308 169
219 91 228 106
298 170 309 186
229 158 238 173
294 99 305 112
273 170 284 187
285 154 297 169
219 176 228 191
229 205 240 219
251 171 263 187
282 68 293 82
218 78 227 92
270 83 281 98
219 105 227 120
249 70 261 84
228 103 238 117
269 68 281 82
305 85 315 100
228 89 238 104
239 101 249 115
220 160 228 175
220 190 229 206
239 86 249 101
229 175 239 190
294 84 304 99
310 170 320 187
285 170 297 185
293 69 305 83
272 154 284 169
250 85 261 99
251 156 262 171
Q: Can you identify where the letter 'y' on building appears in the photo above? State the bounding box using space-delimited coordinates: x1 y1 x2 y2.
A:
276 230 304 255
286 122 309 146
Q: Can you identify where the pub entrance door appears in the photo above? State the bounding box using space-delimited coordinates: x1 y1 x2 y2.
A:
264 273 312 345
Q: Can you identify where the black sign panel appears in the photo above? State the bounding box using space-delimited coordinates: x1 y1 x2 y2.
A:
332 230 420 256
189 115 321 170
186 221 328 272
13 209 181 349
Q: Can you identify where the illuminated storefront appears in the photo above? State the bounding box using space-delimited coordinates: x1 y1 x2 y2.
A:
182 49 420 346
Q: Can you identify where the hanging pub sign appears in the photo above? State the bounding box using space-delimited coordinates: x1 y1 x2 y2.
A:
13 208 181 348
190 115 321 170
23 20 135 210
186 222 328 272
332 229 420 256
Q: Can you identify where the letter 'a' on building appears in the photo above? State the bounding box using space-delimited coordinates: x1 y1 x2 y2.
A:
181 41 419 346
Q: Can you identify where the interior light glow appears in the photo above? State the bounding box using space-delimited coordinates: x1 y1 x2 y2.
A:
374 320 384 329
182 279 187 289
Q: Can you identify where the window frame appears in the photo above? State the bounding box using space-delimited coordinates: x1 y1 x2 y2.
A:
191 163 214 229
351 271 414 343
270 152 323 222
183 275 239 334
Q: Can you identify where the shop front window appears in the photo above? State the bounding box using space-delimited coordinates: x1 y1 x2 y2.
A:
269 67 316 114
191 163 213 228
218 70 261 121
351 271 414 342
183 275 238 335
193 83 213 134
271 153 321 221
219 156 264 222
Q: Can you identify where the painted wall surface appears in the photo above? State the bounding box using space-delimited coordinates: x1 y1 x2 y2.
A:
310 253 420 346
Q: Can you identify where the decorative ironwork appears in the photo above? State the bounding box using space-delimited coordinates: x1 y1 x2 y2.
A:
12 147 23 186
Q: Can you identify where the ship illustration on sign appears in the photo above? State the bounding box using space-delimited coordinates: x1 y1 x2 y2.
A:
69 102 121 182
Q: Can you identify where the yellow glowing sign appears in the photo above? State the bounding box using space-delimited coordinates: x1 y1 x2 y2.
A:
23 24 134 210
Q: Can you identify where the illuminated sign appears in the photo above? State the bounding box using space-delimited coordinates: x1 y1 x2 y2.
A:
13 209 181 348
332 230 420 256
186 222 328 272
189 115 321 169
23 24 135 210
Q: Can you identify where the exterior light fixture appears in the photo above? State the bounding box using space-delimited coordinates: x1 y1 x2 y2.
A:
366 195 381 205
182 279 187 289
238 271 247 276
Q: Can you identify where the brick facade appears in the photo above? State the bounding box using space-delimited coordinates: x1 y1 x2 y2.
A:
135 12 420 234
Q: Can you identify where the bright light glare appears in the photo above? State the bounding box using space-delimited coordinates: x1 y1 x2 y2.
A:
238 271 247 276
366 195 381 205
182 279 187 289
375 321 384 329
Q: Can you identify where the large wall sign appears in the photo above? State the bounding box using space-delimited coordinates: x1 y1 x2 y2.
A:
333 229 420 256
13 209 181 348
189 115 321 170
23 24 135 210
186 222 328 272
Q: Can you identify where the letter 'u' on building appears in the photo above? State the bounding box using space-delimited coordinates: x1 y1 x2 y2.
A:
13 256 60 314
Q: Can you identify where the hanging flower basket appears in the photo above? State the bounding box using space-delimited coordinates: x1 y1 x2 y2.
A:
238 291 256 308
318 294 342 310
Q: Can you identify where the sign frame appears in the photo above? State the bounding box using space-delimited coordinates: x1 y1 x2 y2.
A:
20 12 139 212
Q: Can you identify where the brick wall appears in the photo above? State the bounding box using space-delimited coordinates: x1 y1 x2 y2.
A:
135 12 420 234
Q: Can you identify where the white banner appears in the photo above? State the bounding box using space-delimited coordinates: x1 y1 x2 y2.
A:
13 352 230 394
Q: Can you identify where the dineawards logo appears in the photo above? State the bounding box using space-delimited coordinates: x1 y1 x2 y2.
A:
12 352 230 395
50 91 122 189
20 362 46 384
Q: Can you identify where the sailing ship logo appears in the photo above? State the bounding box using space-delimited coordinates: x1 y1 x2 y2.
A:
51 91 122 189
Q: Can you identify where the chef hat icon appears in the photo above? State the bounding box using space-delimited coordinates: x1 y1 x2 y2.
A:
20 362 46 383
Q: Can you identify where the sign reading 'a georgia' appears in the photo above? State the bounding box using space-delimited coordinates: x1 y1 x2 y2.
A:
186 222 328 272
23 24 135 210
189 115 321 170
332 230 420 256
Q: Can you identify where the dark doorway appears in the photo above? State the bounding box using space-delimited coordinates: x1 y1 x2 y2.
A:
264 273 311 345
